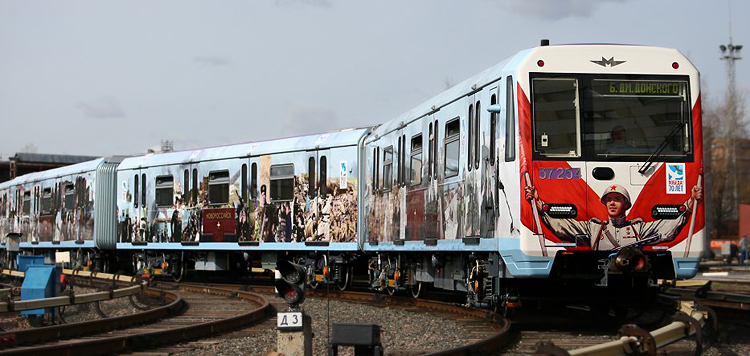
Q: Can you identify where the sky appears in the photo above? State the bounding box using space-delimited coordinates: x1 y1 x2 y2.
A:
0 0 748 158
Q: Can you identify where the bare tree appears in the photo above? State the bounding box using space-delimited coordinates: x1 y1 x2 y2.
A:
19 143 38 153
704 83 748 239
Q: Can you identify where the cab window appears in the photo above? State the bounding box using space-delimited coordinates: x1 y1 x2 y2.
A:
531 77 581 158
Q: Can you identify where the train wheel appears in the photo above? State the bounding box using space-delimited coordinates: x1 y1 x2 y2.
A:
410 282 422 299
501 304 515 319
336 267 351 291
497 285 519 319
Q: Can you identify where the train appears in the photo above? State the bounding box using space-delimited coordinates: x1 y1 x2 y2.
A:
0 41 704 311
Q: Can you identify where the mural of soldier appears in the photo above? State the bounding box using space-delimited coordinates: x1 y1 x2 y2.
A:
170 209 182 242
525 183 703 250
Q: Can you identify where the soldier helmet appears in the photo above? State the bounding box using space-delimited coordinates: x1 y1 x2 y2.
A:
600 184 632 209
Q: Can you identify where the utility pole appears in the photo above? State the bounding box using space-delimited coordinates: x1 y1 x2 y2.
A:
719 0 742 221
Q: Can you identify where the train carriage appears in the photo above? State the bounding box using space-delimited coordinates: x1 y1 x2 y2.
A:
362 42 704 307
0 41 704 311
105 128 369 281
0 158 105 267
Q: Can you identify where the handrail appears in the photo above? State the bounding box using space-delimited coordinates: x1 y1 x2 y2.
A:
0 268 146 312
562 300 705 356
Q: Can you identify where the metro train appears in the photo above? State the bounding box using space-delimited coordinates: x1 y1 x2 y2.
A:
0 41 704 310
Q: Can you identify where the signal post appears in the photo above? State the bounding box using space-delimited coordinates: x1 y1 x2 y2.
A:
275 260 312 356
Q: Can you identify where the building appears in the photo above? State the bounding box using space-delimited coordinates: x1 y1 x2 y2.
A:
0 153 99 183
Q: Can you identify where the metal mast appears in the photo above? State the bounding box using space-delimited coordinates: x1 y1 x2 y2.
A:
719 0 742 220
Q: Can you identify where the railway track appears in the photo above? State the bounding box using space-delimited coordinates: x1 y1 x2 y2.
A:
0 274 271 356
153 281 511 355
0 271 717 356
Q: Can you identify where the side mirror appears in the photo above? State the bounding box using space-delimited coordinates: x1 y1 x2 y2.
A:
486 104 502 113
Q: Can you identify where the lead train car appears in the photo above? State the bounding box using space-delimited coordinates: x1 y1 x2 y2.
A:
362 43 704 307
0 43 704 309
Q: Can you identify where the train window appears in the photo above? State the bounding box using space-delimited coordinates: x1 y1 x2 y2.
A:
251 163 258 199
490 94 497 163
397 136 402 186
531 77 581 158
34 187 39 214
41 188 53 215
155 176 174 207
586 78 690 159
64 183 75 209
269 164 295 202
22 191 31 215
308 157 316 198
183 170 189 203
192 169 198 205
141 173 146 207
320 156 327 198
444 118 460 178
134 174 139 208
373 147 379 191
242 164 248 202
410 134 423 186
208 171 230 206
428 123 433 180
383 147 393 191
402 135 407 185
433 122 439 179
475 101 481 170
505 76 516 162
468 103 473 171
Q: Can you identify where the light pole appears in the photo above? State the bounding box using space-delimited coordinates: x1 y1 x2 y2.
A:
720 36 742 222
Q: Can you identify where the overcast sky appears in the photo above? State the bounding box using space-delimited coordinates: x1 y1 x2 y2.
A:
1 0 747 158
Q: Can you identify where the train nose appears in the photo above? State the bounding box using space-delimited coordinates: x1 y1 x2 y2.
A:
612 246 650 273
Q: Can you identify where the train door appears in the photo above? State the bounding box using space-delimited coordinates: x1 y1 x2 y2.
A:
466 92 480 237
202 163 238 242
529 76 588 253
245 157 259 242
316 148 330 242
424 115 439 239
38 182 55 242
405 125 425 240
396 128 406 241
129 169 145 241
482 85 500 237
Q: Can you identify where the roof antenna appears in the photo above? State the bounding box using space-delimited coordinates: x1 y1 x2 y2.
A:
540 39 550 46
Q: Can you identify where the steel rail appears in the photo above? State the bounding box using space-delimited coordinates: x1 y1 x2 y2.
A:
0 287 183 348
0 283 271 355
199 284 515 356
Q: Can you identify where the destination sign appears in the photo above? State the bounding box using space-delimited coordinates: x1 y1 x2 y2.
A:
593 80 684 96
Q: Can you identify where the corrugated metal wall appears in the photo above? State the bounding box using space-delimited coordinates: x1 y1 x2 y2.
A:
94 162 119 250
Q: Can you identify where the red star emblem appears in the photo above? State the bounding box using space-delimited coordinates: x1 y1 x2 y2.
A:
610 185 617 191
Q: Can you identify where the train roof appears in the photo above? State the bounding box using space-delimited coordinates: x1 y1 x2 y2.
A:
370 44 696 138
369 52 516 138
118 128 371 170
0 157 104 189
0 158 105 188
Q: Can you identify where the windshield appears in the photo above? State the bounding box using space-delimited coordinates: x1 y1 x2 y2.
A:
531 75 692 161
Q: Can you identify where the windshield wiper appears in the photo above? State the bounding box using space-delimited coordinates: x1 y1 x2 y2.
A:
638 121 684 174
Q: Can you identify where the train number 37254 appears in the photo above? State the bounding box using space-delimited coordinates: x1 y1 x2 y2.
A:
538 167 582 180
